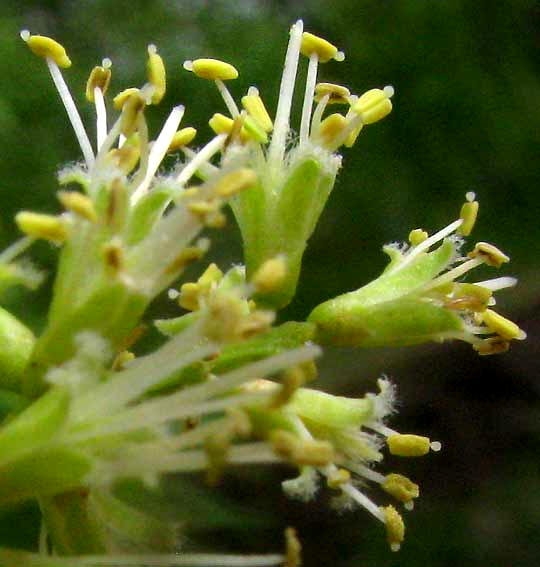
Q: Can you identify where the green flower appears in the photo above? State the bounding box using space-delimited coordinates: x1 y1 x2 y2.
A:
309 193 526 353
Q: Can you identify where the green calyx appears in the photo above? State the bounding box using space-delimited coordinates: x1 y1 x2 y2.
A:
230 156 337 309
309 239 465 347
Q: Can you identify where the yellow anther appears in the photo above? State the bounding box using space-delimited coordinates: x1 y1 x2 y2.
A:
408 229 428 246
199 263 224 287
241 88 273 132
327 468 351 489
468 242 510 268
178 282 200 311
103 241 124 274
204 292 249 342
22 32 71 68
209 113 234 136
387 434 431 457
284 527 302 567
85 64 112 102
314 82 351 104
57 191 97 222
446 283 492 312
111 350 135 371
179 263 223 311
15 212 67 243
242 115 269 143
381 505 405 552
481 309 526 341
292 439 334 466
113 88 140 111
119 91 145 136
453 283 492 304
146 44 166 104
252 256 287 294
186 58 238 81
214 168 257 198
270 430 334 466
235 310 274 339
164 244 207 276
353 87 394 125
188 200 219 218
344 123 364 148
227 408 252 437
473 336 510 356
457 199 479 236
300 32 343 63
319 113 348 145
270 365 307 408
167 127 197 152
208 113 262 144
382 473 420 503
108 134 141 174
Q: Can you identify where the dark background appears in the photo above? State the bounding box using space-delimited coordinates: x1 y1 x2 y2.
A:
0 1 539 566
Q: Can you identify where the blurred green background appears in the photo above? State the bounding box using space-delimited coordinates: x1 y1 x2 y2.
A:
0 1 539 566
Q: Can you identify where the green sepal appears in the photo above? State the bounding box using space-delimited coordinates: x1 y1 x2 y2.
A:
0 386 69 468
125 188 173 245
211 321 316 375
90 488 178 551
309 240 462 347
155 311 201 337
0 306 35 391
231 157 337 309
286 388 374 429
0 447 91 505
246 406 297 438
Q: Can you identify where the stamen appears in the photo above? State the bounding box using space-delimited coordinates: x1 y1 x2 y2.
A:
15 212 67 243
185 58 239 80
480 309 526 340
422 257 484 292
457 195 479 236
215 79 240 117
268 20 304 170
382 505 405 551
468 242 510 268
146 44 166 104
176 134 227 187
474 276 517 291
242 87 273 132
168 127 197 152
37 553 287 566
300 53 319 146
93 86 108 151
45 57 95 168
341 481 386 522
131 105 185 202
0 236 35 263
389 219 463 274
353 87 394 125
310 93 330 138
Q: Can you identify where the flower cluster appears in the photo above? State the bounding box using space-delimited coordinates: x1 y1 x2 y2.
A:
0 19 525 567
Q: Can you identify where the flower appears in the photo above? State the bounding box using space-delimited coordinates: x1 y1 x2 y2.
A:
244 377 439 552
182 21 393 308
309 192 526 354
